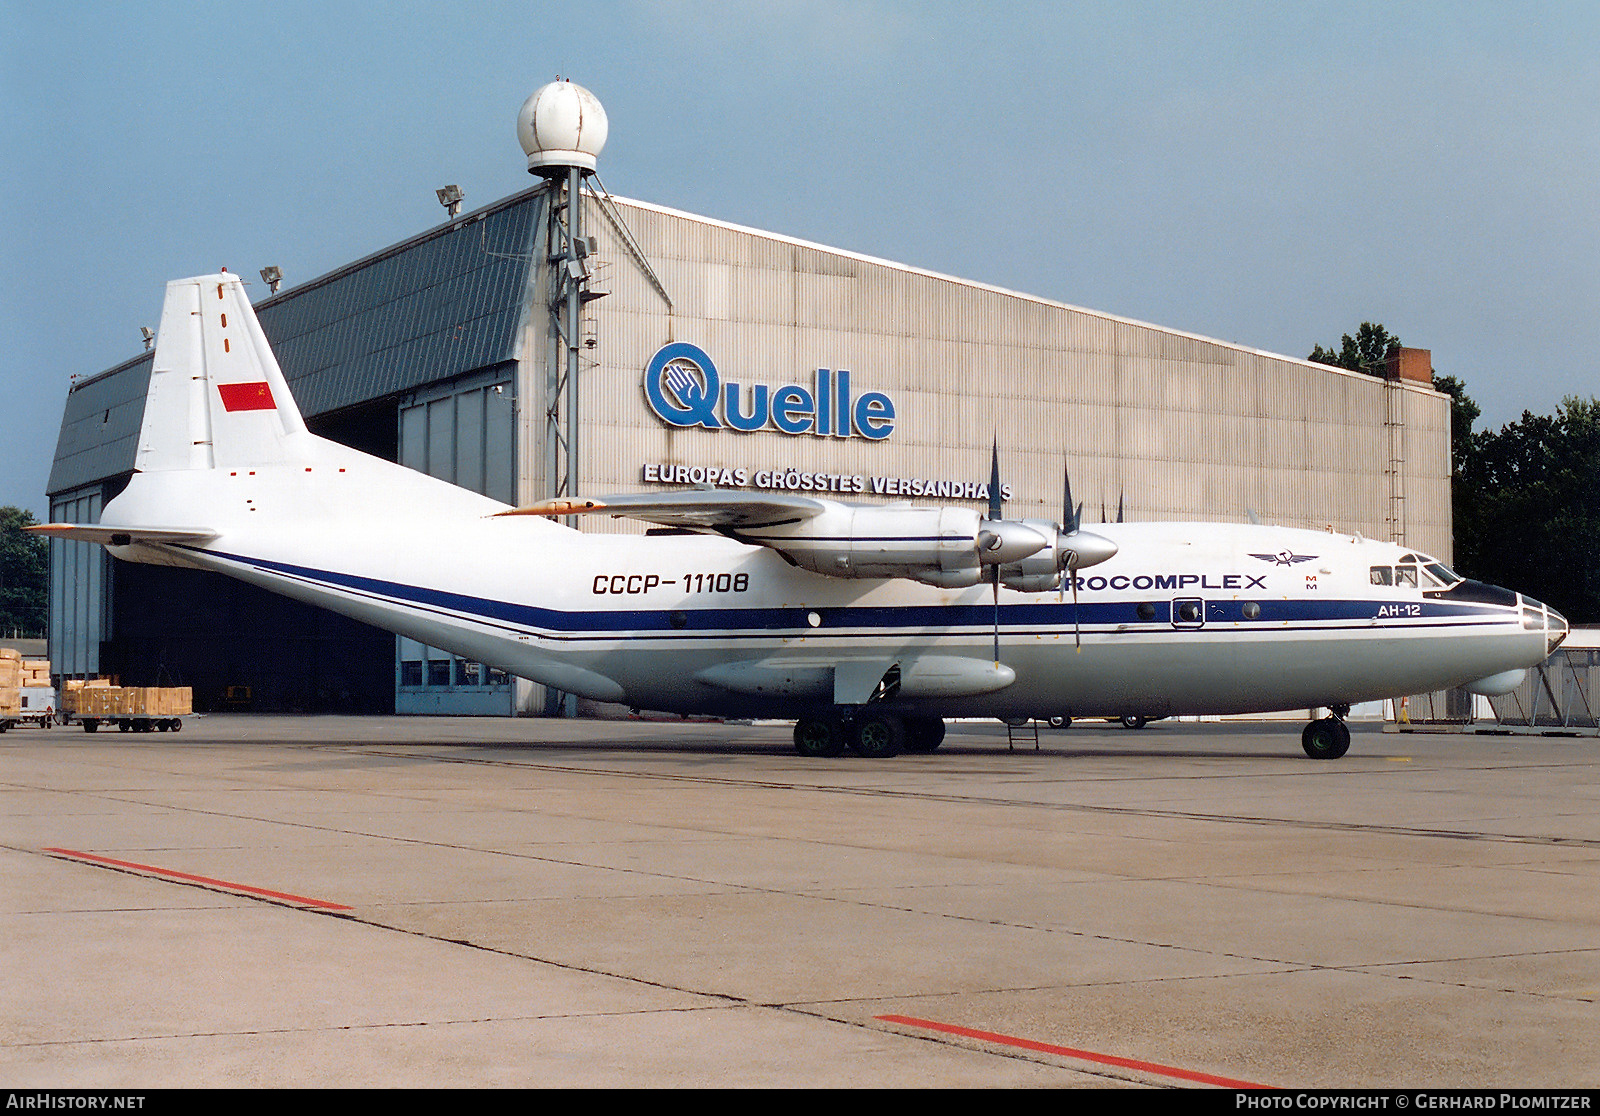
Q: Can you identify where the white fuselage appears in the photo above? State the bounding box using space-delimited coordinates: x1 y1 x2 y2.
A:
104 459 1556 720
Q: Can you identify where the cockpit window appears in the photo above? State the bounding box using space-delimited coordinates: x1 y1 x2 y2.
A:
1373 555 1461 589
1423 561 1460 586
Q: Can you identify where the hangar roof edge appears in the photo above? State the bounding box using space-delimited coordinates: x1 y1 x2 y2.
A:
609 193 1444 398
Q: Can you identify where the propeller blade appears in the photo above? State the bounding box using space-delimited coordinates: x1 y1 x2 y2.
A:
1117 492 1124 523
990 440 1003 663
1062 465 1074 534
1072 558 1082 651
988 439 1003 522
992 568 1001 663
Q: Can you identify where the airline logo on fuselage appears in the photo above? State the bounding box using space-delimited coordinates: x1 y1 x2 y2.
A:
643 342 896 440
1067 572 1270 592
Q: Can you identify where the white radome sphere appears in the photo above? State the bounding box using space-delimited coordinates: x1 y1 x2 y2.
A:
517 81 608 174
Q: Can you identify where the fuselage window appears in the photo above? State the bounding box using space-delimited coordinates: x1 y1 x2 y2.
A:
1136 602 1157 621
1241 601 1261 619
1395 564 1419 588
1370 566 1393 586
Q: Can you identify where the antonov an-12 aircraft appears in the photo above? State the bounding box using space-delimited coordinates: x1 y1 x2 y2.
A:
35 274 1569 759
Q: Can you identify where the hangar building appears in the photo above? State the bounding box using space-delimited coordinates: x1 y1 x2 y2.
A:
46 137 1452 715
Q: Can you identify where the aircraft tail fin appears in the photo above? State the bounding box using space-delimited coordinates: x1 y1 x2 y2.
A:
90 271 515 537
136 272 311 472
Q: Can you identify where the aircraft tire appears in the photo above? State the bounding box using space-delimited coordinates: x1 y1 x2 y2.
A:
794 717 845 758
903 716 946 753
1121 715 1148 730
1047 715 1071 729
849 713 905 758
1301 717 1351 760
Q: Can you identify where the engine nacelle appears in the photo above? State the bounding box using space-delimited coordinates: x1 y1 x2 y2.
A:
740 501 1114 589
747 503 987 583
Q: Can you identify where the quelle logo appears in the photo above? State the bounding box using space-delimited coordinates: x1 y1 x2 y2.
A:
643 342 895 440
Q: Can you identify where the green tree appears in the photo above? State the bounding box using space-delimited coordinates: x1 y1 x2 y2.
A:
1308 322 1403 376
1454 397 1600 625
1430 372 1481 486
1310 322 1481 484
0 506 49 638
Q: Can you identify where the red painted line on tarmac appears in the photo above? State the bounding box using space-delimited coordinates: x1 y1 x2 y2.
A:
43 848 353 911
875 1014 1271 1089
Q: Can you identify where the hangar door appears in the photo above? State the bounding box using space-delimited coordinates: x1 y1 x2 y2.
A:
395 367 518 715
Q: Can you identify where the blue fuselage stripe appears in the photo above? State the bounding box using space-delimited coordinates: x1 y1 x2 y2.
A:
186 545 1518 641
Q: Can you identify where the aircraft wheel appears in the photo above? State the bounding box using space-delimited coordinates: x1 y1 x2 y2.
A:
849 713 905 758
1121 715 1148 730
793 717 844 758
1047 715 1071 729
903 716 946 753
1301 717 1351 760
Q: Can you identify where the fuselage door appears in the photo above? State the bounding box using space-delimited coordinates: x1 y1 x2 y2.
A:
1171 597 1205 630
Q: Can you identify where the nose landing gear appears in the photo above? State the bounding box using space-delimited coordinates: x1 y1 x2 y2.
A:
1302 703 1351 760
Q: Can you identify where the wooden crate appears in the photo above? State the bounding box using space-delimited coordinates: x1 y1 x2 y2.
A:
77 687 124 717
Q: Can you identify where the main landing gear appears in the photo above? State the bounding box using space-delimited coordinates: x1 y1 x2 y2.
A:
1301 703 1352 760
793 712 945 758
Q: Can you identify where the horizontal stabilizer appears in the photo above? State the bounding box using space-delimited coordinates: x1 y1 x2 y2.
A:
27 524 218 546
496 490 827 529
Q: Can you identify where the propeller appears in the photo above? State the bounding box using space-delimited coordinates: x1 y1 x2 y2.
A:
1066 466 1084 649
982 444 1118 660
1054 467 1118 649
989 441 1003 662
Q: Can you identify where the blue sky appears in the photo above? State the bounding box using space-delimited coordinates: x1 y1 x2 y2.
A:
4 1 1597 516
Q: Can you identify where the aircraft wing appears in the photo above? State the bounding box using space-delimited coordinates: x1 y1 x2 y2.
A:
26 524 219 546
494 487 1116 590
495 490 828 529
